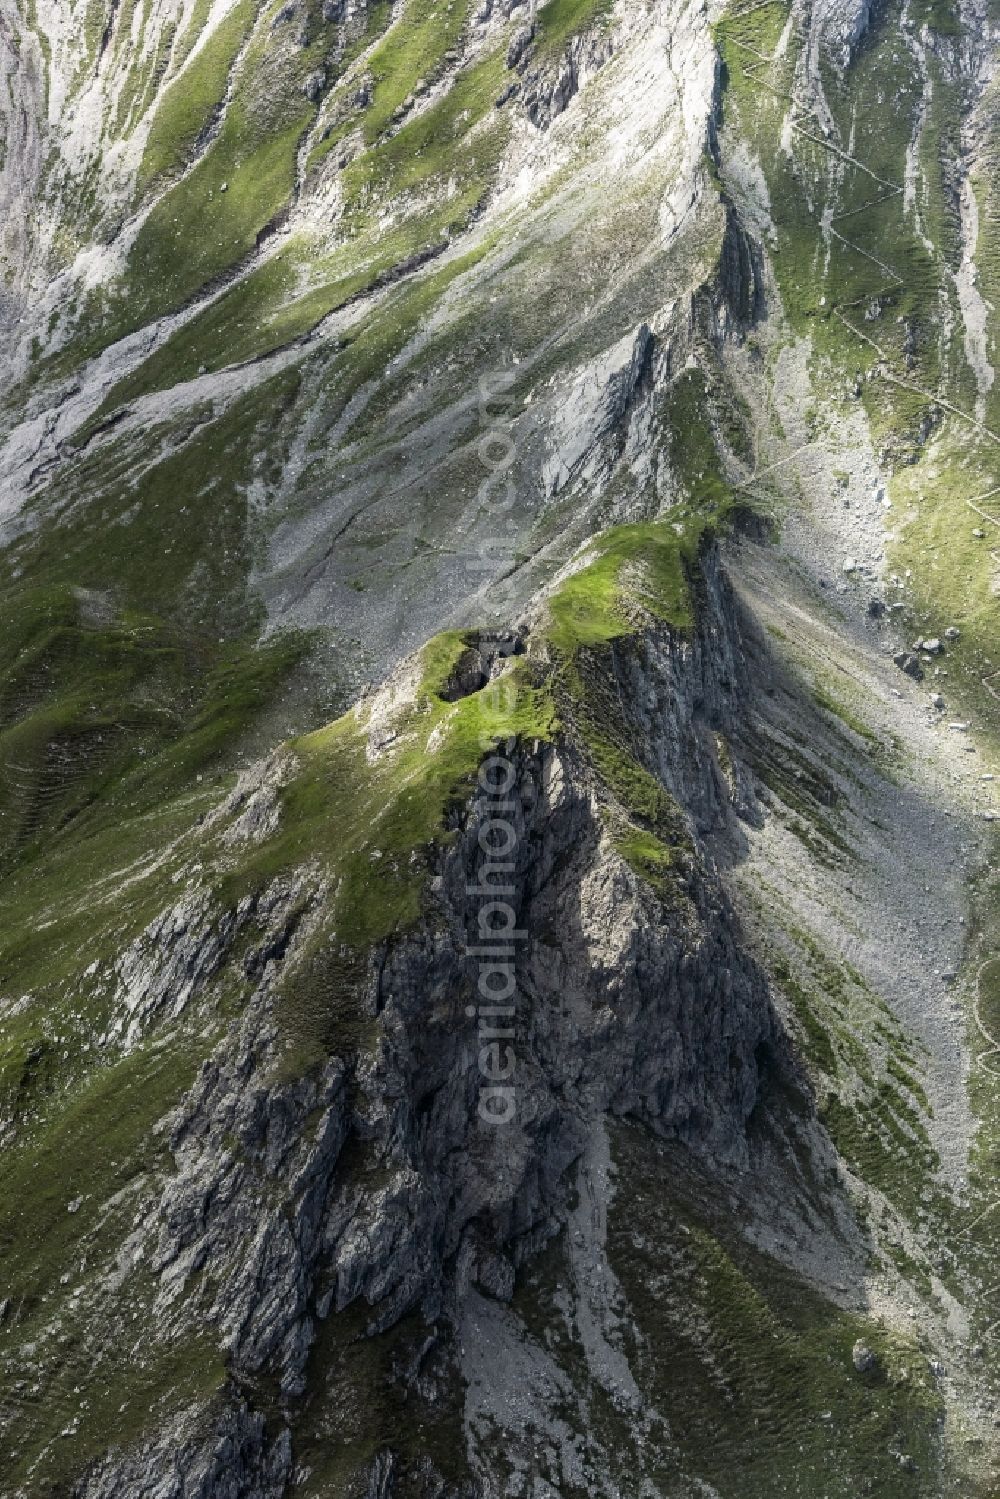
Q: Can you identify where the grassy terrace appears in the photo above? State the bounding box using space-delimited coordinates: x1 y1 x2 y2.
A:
533 0 612 54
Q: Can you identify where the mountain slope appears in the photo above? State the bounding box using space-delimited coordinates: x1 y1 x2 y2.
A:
0 0 998 1494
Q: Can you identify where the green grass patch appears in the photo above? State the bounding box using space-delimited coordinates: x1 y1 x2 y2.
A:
668 366 739 508
533 0 612 57
611 823 678 897
544 514 706 653
812 684 882 747
771 955 839 1076
128 110 307 320
360 0 470 143
0 371 313 869
0 1038 200 1305
137 0 256 193
293 1303 469 1494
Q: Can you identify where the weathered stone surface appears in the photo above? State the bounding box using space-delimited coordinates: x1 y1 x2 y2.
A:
74 1404 292 1499
86 541 785 1488
852 1339 878 1374
541 323 656 499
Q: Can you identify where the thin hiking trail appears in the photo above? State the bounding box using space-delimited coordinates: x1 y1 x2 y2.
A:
727 4 1000 449
726 1 1000 711
727 1 1000 1324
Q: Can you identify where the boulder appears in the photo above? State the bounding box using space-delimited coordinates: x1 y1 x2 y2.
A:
893 651 923 680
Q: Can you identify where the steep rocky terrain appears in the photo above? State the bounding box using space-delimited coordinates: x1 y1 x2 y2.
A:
0 0 998 1494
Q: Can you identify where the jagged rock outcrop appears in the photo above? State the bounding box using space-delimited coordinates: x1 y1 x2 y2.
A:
712 206 765 339
92 545 783 1486
812 0 874 64
76 1403 292 1499
520 26 616 128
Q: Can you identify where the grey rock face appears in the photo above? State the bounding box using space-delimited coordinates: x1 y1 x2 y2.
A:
111 892 239 1050
302 69 327 102
713 206 765 336
813 0 874 62
506 23 534 69
0 8 44 323
607 549 760 841
111 877 304 1051
542 324 655 500
74 1403 292 1499
207 753 299 849
521 28 615 129
91 540 786 1491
